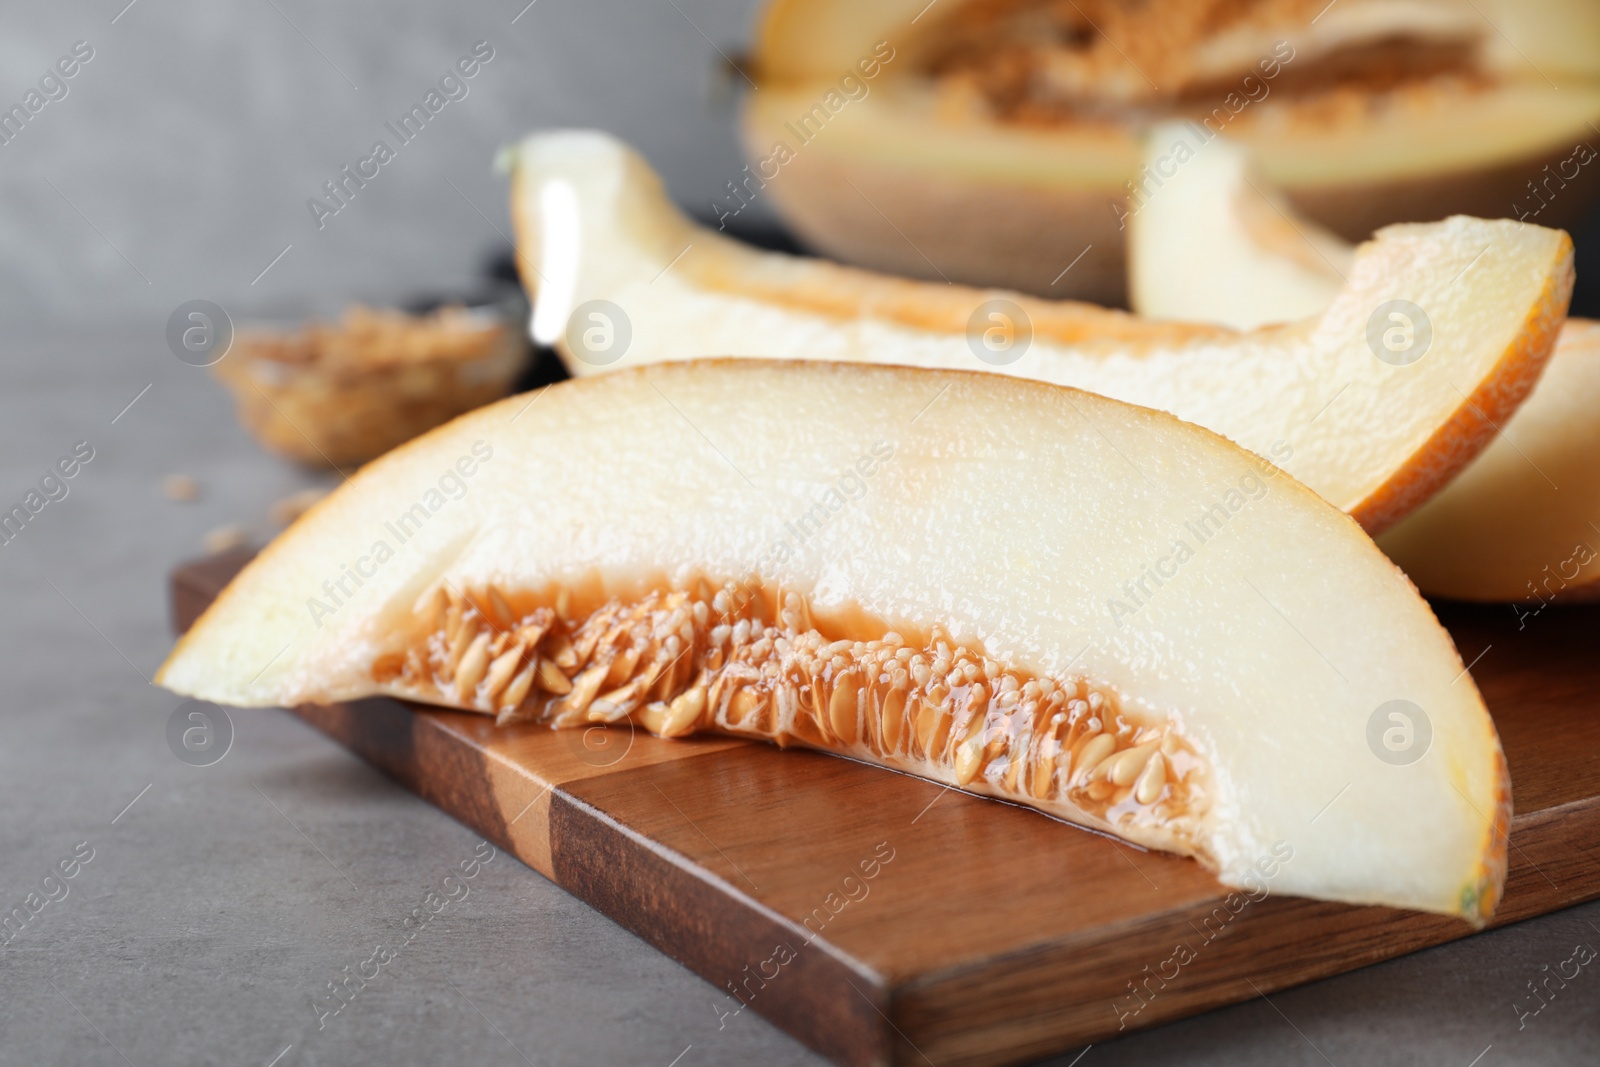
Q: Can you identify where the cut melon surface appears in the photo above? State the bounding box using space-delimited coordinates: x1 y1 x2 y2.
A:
508 130 1573 534
1124 129 1600 601
160 360 1508 922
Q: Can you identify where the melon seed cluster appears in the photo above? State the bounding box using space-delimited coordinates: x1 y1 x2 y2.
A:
377 580 1208 834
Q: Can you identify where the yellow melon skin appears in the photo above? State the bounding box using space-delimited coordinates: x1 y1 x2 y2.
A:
160 360 1508 924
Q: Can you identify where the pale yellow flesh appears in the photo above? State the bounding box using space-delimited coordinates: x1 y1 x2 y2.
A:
1123 127 1600 601
159 360 1506 920
509 130 1572 534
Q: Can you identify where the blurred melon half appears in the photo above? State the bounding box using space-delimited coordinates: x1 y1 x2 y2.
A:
743 0 1600 302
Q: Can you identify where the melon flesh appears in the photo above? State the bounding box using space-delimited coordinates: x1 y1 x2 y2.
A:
507 130 1572 534
160 360 1508 922
1124 127 1600 600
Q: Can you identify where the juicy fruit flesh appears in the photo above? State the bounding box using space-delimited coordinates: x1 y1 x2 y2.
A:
381 580 1210 857
158 360 1508 921
512 130 1574 534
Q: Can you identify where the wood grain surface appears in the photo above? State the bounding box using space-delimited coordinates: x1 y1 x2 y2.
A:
172 550 1600 1067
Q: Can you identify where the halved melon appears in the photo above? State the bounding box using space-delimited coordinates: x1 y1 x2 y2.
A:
745 0 1600 300
159 360 1508 920
1124 126 1600 601
507 129 1573 534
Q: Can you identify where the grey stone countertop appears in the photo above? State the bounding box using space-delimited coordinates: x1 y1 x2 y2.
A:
2 324 1596 1067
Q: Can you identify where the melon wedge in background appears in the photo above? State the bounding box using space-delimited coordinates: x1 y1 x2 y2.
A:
159 360 1508 921
1129 123 1352 330
1125 125 1600 601
506 130 1573 534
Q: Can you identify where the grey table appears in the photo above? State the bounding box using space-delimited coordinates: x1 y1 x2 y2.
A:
2 324 1597 1066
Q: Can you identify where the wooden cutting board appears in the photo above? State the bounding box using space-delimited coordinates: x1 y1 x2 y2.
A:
172 550 1600 1067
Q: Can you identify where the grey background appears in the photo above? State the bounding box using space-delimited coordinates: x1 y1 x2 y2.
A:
2 2 1599 1066
0 0 770 324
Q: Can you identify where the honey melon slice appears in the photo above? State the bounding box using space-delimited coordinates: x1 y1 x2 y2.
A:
1124 125 1600 601
159 360 1508 922
1378 320 1600 601
506 129 1572 535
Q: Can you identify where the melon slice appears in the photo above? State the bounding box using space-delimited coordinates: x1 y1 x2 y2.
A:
506 129 1573 534
1129 123 1351 329
159 360 1508 921
745 0 1600 301
1125 126 1600 601
1379 318 1600 601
